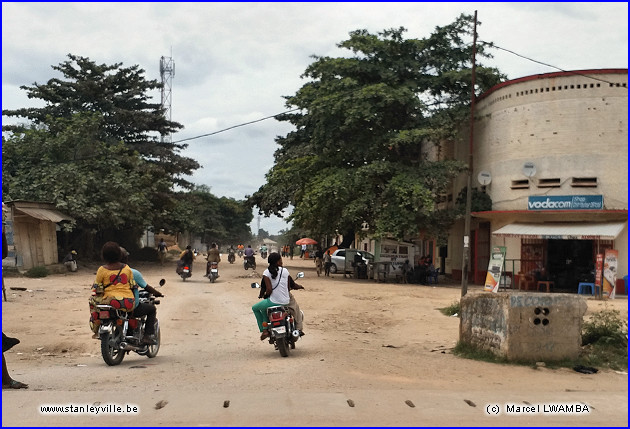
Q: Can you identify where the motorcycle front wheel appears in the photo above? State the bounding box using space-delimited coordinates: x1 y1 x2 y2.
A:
100 325 125 366
277 337 290 357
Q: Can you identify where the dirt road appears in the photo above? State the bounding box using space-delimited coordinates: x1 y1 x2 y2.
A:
2 255 627 426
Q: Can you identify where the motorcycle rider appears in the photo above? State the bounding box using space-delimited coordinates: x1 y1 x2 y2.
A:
227 246 236 263
260 243 268 258
244 244 255 267
178 245 195 275
252 252 304 341
120 248 163 345
206 242 221 277
90 242 136 338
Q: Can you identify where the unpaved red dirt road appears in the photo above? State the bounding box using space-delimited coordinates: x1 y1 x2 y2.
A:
2 255 627 426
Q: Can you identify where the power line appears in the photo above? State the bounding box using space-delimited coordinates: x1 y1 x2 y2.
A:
481 41 619 84
172 43 622 145
171 108 300 144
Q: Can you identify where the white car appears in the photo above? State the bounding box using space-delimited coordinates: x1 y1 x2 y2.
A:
329 249 374 274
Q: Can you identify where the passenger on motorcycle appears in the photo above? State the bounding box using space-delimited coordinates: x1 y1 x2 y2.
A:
252 252 304 341
206 242 221 277
89 242 136 338
178 245 195 274
120 248 163 345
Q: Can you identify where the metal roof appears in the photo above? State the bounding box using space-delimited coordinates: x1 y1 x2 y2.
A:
14 207 74 223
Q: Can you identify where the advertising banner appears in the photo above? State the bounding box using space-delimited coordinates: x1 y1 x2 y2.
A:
484 246 506 293
602 249 618 299
594 253 604 293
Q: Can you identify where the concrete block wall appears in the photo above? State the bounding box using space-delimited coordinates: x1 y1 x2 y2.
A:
460 292 587 362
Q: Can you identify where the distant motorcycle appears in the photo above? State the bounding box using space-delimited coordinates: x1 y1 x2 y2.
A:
177 261 192 281
260 250 268 260
95 279 165 366
244 255 256 270
207 261 219 283
228 250 236 264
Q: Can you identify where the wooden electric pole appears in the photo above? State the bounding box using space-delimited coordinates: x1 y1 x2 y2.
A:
461 10 478 297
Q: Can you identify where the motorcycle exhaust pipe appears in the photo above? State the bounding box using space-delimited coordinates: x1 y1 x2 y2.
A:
118 342 140 351
292 330 300 339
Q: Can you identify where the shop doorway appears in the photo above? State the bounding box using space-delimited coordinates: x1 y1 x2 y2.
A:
547 239 594 292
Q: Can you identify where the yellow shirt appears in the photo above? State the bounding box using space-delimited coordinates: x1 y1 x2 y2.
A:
93 264 136 301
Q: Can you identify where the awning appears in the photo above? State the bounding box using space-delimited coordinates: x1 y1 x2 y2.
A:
492 222 626 240
14 207 74 223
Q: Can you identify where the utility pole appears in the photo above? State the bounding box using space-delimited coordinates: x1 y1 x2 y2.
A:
461 10 478 297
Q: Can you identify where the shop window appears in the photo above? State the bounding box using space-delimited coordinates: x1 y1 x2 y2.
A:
511 179 530 189
537 178 561 188
571 177 598 187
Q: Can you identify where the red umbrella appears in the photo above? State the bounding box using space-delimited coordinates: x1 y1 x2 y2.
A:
296 238 318 245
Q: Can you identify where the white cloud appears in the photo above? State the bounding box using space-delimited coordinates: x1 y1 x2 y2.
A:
2 2 627 234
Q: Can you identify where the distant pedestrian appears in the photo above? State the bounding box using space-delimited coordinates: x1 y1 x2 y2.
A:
157 238 168 266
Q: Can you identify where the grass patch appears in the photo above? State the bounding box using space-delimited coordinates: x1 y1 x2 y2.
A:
439 300 460 317
24 266 49 278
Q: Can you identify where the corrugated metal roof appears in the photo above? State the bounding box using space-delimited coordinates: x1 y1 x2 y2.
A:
492 222 625 240
14 207 74 223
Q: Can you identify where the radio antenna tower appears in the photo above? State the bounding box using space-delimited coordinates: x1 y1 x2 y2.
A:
159 53 175 143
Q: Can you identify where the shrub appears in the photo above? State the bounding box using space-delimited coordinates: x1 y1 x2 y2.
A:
582 308 628 347
25 266 49 278
439 300 460 317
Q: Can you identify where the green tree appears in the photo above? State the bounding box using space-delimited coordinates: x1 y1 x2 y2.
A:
3 54 199 189
249 15 503 242
2 54 201 255
2 113 168 255
165 186 253 247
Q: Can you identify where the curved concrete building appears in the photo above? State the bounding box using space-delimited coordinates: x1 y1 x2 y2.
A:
447 69 627 295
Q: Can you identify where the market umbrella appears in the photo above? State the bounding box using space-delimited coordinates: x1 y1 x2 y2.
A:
296 238 318 245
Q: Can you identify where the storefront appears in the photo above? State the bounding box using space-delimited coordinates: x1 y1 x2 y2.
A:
488 219 627 292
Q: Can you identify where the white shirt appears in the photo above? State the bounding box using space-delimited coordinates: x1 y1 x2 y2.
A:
263 267 290 305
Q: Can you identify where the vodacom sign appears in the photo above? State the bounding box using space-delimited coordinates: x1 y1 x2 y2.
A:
527 195 603 211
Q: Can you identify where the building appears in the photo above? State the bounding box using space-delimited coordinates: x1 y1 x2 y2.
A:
446 69 628 293
3 201 74 270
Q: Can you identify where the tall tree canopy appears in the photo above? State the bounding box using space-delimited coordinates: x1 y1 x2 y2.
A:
3 54 199 189
249 15 503 242
1 54 205 254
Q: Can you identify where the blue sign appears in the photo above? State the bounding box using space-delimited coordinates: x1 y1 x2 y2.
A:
527 195 603 210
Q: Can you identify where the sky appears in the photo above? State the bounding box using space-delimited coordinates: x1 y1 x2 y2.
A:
2 2 628 235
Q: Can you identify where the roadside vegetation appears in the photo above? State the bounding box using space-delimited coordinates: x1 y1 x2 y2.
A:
448 305 627 371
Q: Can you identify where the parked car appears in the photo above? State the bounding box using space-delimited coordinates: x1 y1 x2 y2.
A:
329 249 374 274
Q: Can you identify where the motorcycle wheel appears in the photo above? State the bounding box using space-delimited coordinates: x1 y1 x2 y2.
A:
277 337 290 357
210 274 216 283
145 322 161 358
100 326 125 366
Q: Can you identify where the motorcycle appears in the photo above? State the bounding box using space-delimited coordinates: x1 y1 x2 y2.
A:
177 261 192 281
256 272 304 357
228 250 236 264
95 279 165 366
207 261 219 283
238 249 244 258
260 249 268 260
244 255 256 270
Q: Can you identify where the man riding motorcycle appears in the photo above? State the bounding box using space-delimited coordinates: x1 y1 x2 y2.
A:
206 242 221 277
